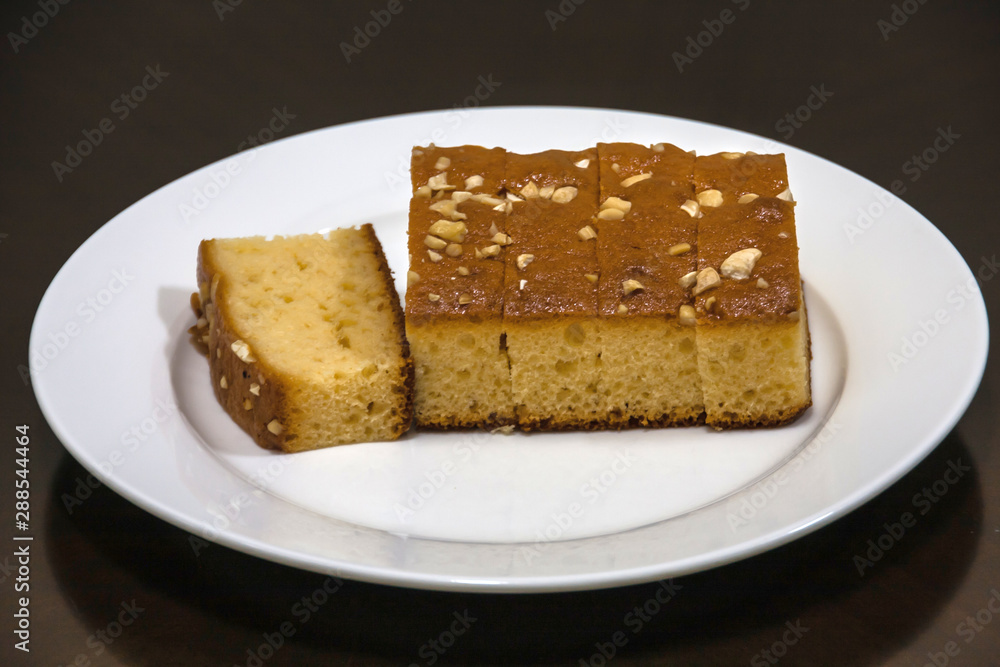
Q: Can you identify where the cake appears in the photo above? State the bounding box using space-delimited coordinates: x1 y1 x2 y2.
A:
405 145 515 428
691 152 812 427
502 148 604 429
192 227 413 451
595 142 704 427
404 143 812 431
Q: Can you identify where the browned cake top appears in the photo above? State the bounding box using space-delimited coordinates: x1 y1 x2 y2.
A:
595 143 697 318
503 149 599 319
695 198 801 321
693 152 789 200
407 145 508 323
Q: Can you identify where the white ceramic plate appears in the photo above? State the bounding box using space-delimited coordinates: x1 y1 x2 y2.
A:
31 107 988 592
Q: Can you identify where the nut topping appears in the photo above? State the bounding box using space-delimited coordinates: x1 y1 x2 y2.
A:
516 253 535 270
267 419 283 435
427 250 443 262
407 270 420 286
692 267 721 295
680 199 702 218
696 189 723 207
480 244 501 258
600 196 632 214
428 219 468 242
457 266 470 276
574 158 590 168
551 186 579 203
414 185 432 198
597 208 625 221
464 175 484 190
458 293 472 305
427 173 455 191
621 172 652 188
678 271 698 289
231 339 256 363
520 181 540 199
705 296 717 312
757 278 770 289
777 187 794 201
720 152 745 159
720 248 762 280
445 243 463 257
491 232 512 246
585 273 599 283
538 185 555 199
679 305 696 326
651 142 665 152
668 242 692 256
622 279 644 295
738 193 759 204
219 376 228 389
617 304 629 314
429 199 467 220
471 194 504 207
424 235 448 250
434 156 451 170
451 190 472 203
243 399 252 411
578 225 597 241
427 293 440 302
250 383 261 396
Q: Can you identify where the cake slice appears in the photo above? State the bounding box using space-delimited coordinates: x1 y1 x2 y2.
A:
595 142 703 427
405 145 514 428
502 148 603 429
691 152 811 428
192 227 413 451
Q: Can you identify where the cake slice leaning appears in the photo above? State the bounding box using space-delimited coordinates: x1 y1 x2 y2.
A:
691 152 812 428
192 227 414 451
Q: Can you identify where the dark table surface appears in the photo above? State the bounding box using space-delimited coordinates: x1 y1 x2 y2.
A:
2 1 998 665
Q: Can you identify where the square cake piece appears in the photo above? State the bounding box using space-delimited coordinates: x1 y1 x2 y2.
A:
691 152 811 427
405 145 514 428
596 142 703 427
502 148 603 429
